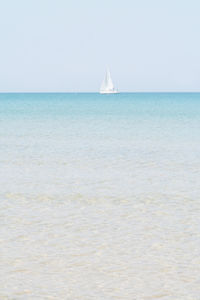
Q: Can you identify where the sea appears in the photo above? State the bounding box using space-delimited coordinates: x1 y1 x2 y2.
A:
0 93 200 299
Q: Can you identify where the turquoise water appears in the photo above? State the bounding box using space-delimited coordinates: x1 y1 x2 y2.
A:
1 93 200 299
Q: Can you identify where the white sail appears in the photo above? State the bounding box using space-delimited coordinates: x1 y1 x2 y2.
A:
100 69 118 94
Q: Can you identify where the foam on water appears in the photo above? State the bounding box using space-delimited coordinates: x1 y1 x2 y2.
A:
0 93 200 299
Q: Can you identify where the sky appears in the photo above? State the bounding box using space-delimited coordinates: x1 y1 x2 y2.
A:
0 0 200 92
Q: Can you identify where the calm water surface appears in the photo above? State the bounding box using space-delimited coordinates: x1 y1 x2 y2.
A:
0 93 200 299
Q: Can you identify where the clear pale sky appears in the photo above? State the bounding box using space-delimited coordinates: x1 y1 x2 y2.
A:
0 0 199 92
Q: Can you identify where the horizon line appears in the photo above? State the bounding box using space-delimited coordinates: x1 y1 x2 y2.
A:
0 91 200 94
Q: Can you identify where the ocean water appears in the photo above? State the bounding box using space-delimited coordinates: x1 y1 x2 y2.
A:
0 93 200 299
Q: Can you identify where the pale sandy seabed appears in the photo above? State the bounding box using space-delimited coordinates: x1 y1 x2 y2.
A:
1 190 200 299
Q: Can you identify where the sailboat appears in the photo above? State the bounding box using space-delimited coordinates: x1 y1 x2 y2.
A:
100 69 119 94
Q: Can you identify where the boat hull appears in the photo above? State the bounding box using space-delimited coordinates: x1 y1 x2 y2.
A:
99 90 119 94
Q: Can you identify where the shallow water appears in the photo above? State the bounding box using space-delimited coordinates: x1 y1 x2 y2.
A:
0 93 200 299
